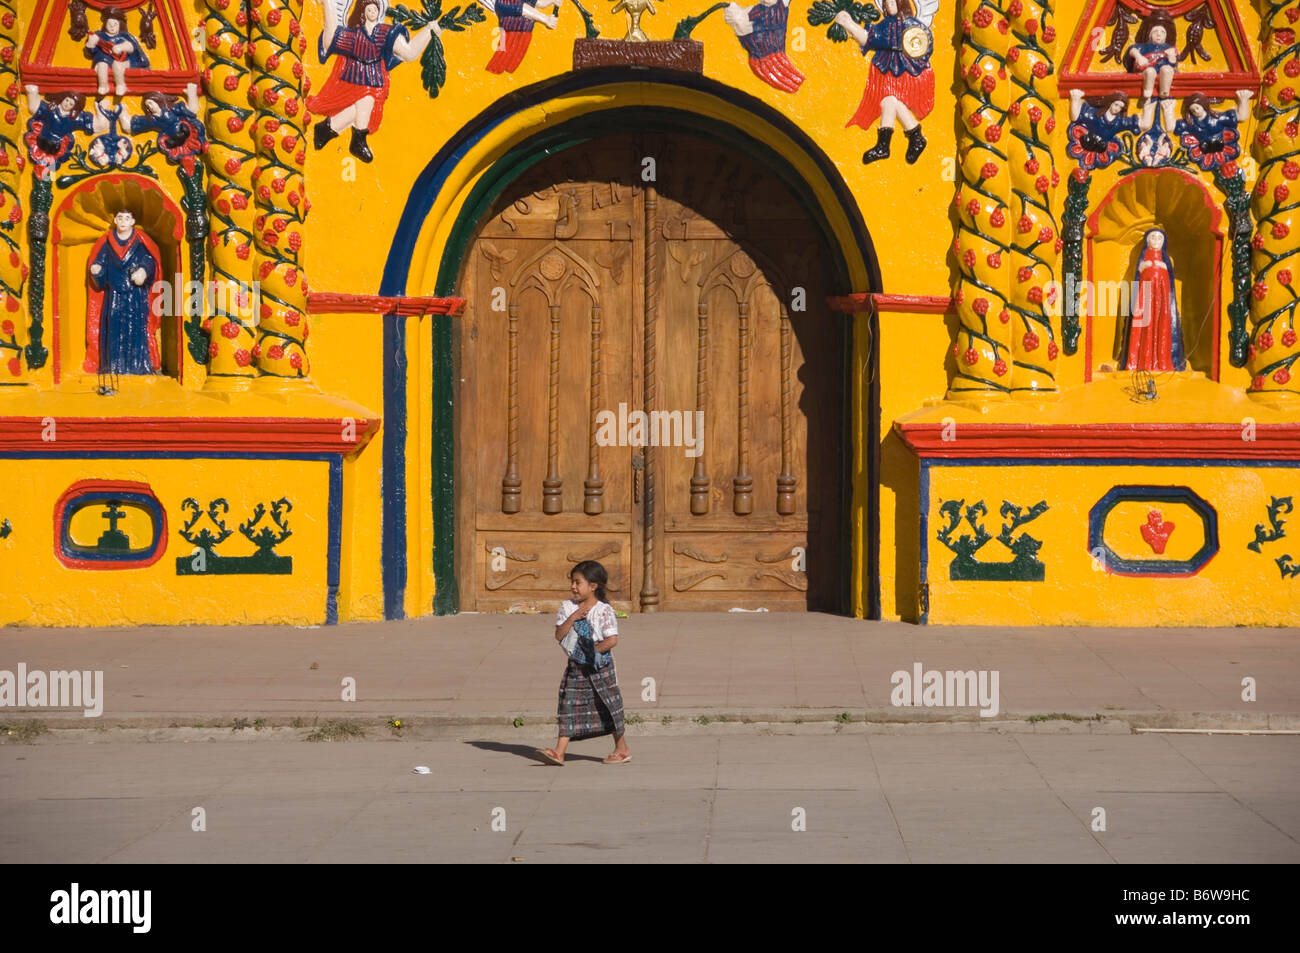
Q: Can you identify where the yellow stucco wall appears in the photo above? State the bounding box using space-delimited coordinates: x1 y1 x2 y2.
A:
3 0 1296 625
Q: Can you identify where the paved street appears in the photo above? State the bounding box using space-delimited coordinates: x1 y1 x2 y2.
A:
2 614 1297 727
3 729 1297 863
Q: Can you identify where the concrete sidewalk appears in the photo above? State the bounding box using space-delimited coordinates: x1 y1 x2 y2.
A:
1 613 1297 728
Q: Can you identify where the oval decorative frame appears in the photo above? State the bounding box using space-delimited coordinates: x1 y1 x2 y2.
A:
53 480 168 570
1087 485 1218 577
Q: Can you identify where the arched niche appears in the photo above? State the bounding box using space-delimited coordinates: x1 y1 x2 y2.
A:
51 174 184 384
1084 168 1223 381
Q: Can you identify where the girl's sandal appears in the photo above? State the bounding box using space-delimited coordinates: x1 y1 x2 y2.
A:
602 752 632 765
539 748 565 766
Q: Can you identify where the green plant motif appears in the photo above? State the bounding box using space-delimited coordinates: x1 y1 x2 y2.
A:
937 499 1049 581
24 177 53 369
570 0 601 38
807 0 880 41
1060 173 1090 355
673 2 727 39
241 498 293 555
1247 495 1291 552
387 1 487 100
1247 496 1299 579
176 498 293 575
512 715 525 727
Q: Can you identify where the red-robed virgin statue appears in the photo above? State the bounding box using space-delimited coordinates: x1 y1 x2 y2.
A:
1118 228 1186 372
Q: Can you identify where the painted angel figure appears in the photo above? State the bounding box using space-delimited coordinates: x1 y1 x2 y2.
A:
1126 9 1178 132
1066 89 1145 171
1175 90 1252 173
723 0 804 94
307 0 441 163
833 0 938 165
479 0 563 74
82 6 151 96
131 84 208 175
23 86 94 180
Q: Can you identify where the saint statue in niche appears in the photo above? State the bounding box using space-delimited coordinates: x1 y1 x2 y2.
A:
1117 228 1186 373
308 0 441 163
84 210 163 377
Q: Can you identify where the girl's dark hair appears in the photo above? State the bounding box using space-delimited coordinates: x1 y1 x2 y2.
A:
570 560 609 603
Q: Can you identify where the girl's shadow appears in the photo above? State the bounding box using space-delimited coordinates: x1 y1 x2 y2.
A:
465 740 605 763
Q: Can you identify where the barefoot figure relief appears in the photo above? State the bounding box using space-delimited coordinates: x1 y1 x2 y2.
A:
308 0 442 162
1125 8 1178 132
82 5 153 97
724 0 804 93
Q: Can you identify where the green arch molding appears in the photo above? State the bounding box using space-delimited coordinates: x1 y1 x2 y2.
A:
380 69 882 619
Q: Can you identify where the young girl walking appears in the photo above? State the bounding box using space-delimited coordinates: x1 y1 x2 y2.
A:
540 561 632 765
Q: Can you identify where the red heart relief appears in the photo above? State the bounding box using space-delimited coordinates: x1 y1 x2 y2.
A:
1140 510 1176 555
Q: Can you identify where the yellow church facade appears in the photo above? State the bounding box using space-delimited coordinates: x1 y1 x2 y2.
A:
0 0 1296 627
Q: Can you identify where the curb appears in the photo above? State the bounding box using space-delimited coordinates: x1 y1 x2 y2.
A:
5 707 1300 740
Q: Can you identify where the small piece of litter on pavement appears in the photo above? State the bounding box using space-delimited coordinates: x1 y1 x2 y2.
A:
412 766 431 774
728 607 769 612
511 857 524 862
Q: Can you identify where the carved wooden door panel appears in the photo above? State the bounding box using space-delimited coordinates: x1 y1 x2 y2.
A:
455 136 846 613
652 139 847 612
456 149 642 612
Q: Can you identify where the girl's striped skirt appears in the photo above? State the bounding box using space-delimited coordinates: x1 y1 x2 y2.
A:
557 659 625 741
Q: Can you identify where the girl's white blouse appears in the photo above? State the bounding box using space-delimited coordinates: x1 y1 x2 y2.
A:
556 600 619 656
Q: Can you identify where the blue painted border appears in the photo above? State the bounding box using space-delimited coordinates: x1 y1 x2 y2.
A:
60 490 165 564
1086 484 1218 576
5 451 344 625
382 311 407 620
378 69 883 619
918 457 1300 625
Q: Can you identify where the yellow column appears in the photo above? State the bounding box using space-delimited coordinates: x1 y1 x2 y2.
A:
1249 2 1300 405
1005 0 1060 393
249 0 310 381
0 0 25 384
950 0 1014 398
204 0 259 384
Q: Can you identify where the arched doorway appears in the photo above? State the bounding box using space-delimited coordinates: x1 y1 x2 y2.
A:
453 132 850 612
378 74 882 619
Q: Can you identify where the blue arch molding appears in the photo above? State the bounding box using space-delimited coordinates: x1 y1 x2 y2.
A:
379 68 883 620
1087 485 1219 576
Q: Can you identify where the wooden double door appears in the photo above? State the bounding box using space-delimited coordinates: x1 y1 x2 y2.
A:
454 134 848 612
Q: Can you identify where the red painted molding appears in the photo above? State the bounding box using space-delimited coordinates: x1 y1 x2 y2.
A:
1056 73 1260 100
0 417 381 455
895 422 1300 460
827 293 953 314
307 293 466 316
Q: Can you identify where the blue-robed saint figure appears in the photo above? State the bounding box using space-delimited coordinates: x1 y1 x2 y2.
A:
84 210 163 376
